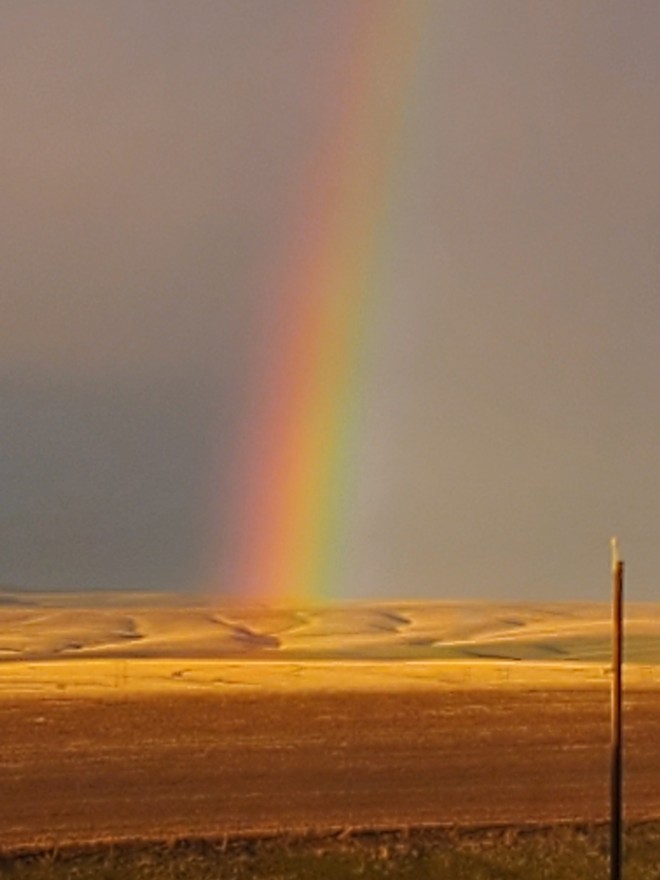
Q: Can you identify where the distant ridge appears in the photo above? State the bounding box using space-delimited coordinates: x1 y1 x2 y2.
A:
2 595 660 665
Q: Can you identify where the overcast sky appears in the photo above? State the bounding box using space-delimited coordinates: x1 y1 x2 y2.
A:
2 1 660 600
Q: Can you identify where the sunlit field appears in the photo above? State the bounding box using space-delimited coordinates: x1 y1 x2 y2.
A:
1 594 660 878
3 594 660 696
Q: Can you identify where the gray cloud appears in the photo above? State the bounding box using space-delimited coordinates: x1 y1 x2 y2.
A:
2 1 660 598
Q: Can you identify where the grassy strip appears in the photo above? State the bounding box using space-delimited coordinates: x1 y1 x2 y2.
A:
2 823 660 879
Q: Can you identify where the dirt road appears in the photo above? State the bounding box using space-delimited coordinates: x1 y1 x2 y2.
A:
1 688 658 849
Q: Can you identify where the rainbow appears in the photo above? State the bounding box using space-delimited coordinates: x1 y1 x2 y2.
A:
214 2 429 605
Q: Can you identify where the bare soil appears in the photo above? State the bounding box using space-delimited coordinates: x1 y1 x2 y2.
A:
1 688 658 850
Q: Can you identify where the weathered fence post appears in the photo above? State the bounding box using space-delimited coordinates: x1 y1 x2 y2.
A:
610 537 624 880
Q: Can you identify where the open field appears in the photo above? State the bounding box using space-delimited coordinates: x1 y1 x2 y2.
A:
2 688 660 853
4 593 660 668
2 595 660 866
2 594 660 698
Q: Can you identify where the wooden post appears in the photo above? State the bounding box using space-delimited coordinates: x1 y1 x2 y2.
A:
610 537 624 880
